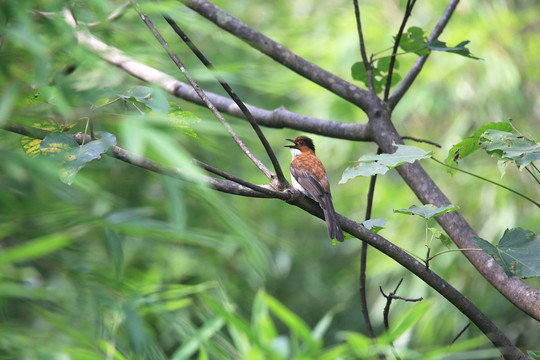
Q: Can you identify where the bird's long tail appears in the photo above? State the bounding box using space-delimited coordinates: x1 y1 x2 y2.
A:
320 196 344 242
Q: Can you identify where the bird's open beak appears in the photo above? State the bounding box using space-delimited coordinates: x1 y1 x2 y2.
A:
284 138 296 148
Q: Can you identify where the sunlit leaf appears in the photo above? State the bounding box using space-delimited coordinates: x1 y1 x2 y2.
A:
424 39 481 59
0 233 72 266
311 304 344 341
429 227 452 248
119 85 171 112
262 292 313 345
351 61 368 83
379 300 429 344
445 122 513 168
480 129 540 168
394 204 458 220
473 228 540 278
40 131 116 184
171 316 226 360
399 26 429 56
361 218 386 233
340 144 431 183
167 103 200 138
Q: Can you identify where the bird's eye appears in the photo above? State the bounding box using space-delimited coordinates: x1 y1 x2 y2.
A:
299 141 304 145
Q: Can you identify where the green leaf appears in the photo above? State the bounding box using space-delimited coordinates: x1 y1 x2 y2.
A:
445 122 513 167
119 86 171 112
379 300 429 344
473 122 513 138
167 104 200 138
424 39 481 59
394 204 458 220
473 228 540 278
40 132 79 157
0 233 72 266
40 131 117 185
340 144 432 183
93 97 110 107
399 26 429 56
351 61 368 83
252 290 278 346
361 218 386 233
311 305 344 341
429 227 452 248
261 292 313 345
351 58 401 93
480 129 540 168
20 120 70 157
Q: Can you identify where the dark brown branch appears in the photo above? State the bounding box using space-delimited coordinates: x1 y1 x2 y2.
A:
164 15 287 186
383 0 416 101
353 0 374 91
137 10 276 183
193 159 287 199
388 0 460 109
180 0 377 113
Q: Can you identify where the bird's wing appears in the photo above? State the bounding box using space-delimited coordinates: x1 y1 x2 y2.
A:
290 166 328 201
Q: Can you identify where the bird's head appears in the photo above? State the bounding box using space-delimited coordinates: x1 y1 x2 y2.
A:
285 136 316 155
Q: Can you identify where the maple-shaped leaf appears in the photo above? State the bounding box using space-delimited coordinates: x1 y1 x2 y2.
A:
473 228 540 278
394 204 458 220
340 144 431 183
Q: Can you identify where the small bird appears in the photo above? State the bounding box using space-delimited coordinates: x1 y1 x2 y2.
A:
285 136 344 242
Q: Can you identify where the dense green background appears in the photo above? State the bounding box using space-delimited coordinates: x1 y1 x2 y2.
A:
1 0 539 358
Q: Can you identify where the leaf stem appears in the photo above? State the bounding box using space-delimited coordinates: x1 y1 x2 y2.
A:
431 157 540 208
525 165 540 186
427 248 483 262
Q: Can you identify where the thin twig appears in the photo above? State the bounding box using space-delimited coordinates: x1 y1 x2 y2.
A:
380 279 423 330
136 10 276 182
193 159 287 199
451 323 471 344
87 1 131 27
163 15 287 186
388 0 460 109
524 165 540 186
401 135 441 148
384 0 416 101
353 0 374 91
431 157 540 208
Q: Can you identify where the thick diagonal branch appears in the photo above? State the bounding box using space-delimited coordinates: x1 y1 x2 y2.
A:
180 0 377 112
368 103 540 324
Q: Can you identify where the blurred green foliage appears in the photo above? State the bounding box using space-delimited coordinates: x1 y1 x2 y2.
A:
1 0 539 358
